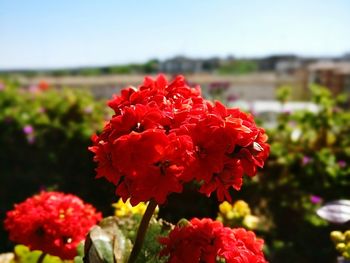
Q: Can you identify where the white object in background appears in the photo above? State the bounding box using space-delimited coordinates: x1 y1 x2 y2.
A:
317 200 350 224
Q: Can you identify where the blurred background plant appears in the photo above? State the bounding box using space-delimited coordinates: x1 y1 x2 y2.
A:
2 77 350 262
1 1 350 262
9 245 64 263
0 79 116 251
78 199 171 263
330 230 350 260
217 200 260 230
235 85 350 262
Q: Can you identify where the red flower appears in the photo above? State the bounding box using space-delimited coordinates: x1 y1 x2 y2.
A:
38 80 49 91
90 75 269 205
183 115 227 183
109 104 165 139
90 133 119 184
199 158 244 202
113 130 193 205
159 218 267 263
4 191 101 259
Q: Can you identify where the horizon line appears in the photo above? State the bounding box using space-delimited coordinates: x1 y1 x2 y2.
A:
1 52 349 72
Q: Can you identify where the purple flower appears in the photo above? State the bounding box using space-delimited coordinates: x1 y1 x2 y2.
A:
338 160 346 168
23 125 34 135
0 83 4 91
28 85 38 93
38 107 46 113
208 82 230 92
282 109 291 115
302 156 312 166
84 106 93 114
226 94 238 102
310 195 322 204
288 121 296 127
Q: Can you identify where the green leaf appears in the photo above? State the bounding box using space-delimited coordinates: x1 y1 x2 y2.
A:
12 245 62 263
84 217 132 263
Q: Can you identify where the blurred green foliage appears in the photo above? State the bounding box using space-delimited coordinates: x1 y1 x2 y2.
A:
0 80 116 252
276 85 292 103
2 78 350 263
217 60 258 75
0 60 160 78
116 216 170 263
238 85 350 262
11 245 63 263
77 215 170 263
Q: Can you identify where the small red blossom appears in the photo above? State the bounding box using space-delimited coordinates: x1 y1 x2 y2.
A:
38 80 50 91
90 75 269 205
4 191 101 259
159 218 267 263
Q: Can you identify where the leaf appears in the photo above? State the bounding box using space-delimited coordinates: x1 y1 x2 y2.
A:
84 217 132 263
12 245 62 263
317 200 350 224
84 226 115 263
99 217 132 262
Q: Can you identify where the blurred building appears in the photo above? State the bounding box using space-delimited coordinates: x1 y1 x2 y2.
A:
275 59 303 76
18 73 285 101
159 56 221 74
308 61 350 95
258 55 300 72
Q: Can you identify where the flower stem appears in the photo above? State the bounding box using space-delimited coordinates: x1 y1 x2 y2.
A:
37 252 46 263
127 199 157 263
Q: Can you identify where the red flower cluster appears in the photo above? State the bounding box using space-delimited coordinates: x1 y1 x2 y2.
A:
159 218 267 263
90 75 269 205
4 191 101 259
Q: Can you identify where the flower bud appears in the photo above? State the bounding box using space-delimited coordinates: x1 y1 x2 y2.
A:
344 230 350 242
331 231 345 243
336 243 346 252
226 211 235 220
177 218 190 227
342 251 350 259
219 201 232 215
233 200 251 217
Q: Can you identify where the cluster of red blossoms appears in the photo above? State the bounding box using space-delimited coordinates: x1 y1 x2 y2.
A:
4 191 101 259
159 218 267 263
90 75 269 205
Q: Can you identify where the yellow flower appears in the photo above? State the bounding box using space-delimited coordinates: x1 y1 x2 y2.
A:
243 215 260 229
113 199 147 217
232 200 251 217
331 231 345 243
218 201 233 215
217 200 259 229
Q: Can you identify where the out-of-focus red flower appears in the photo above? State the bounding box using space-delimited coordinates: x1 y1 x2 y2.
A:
38 80 50 91
89 74 269 205
159 218 267 263
4 191 101 259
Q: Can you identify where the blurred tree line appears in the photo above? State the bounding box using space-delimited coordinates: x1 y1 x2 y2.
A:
0 59 261 78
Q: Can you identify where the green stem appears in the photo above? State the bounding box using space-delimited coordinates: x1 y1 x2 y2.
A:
37 252 46 263
127 199 157 263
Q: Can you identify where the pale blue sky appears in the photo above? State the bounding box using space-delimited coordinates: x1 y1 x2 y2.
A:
0 0 349 69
